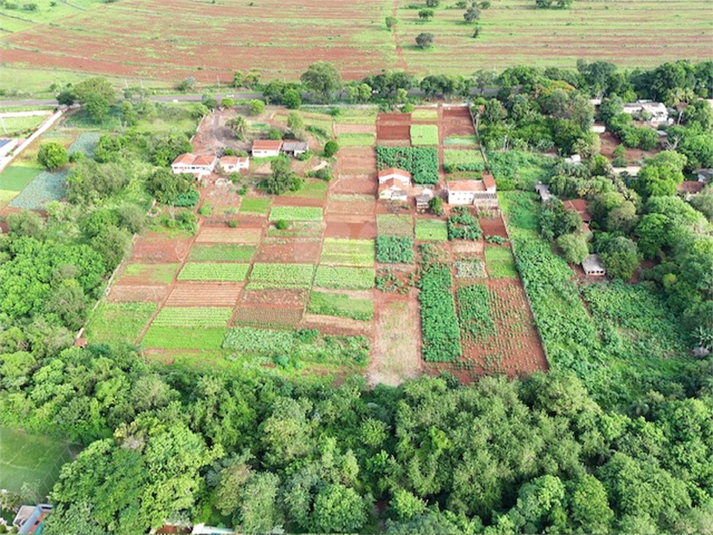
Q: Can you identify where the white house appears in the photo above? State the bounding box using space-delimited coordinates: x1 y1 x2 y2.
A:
252 140 283 157
171 153 217 177
218 155 249 174
282 140 309 156
378 168 411 187
564 154 583 165
582 254 606 276
378 179 408 202
448 172 497 208
623 100 671 126
612 166 641 177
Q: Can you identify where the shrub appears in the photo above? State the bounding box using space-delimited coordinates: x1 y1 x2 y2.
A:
376 236 414 263
323 140 339 157
275 219 289 230
248 99 265 115
447 207 481 240
418 263 461 361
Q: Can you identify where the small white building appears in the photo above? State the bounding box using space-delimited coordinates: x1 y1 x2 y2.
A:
697 168 712 183
0 138 18 158
252 140 283 157
171 153 217 177
623 100 671 126
582 254 606 276
612 166 641 177
564 154 582 165
535 182 554 203
219 155 249 174
592 124 606 134
282 140 309 156
378 168 411 187
378 179 408 202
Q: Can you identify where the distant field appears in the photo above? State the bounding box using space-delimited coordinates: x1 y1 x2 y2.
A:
0 0 708 89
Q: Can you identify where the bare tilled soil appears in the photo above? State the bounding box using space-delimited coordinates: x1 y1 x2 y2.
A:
107 285 169 303
165 282 244 307
254 241 322 263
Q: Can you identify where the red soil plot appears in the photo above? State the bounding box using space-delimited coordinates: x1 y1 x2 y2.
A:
165 282 243 307
327 197 376 216
196 227 262 244
254 241 322 263
440 106 476 138
331 175 377 195
107 285 169 303
334 124 377 135
479 216 509 239
324 215 378 240
272 196 326 208
301 314 373 337
239 288 309 308
131 233 193 263
232 305 304 328
337 147 377 174
376 112 412 143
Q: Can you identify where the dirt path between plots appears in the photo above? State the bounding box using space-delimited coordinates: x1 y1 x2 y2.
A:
391 0 408 71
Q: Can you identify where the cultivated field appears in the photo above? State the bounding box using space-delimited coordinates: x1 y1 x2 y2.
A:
0 0 709 89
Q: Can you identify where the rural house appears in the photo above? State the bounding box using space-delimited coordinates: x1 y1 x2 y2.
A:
171 153 217 178
379 179 408 203
623 100 671 126
415 189 434 213
282 140 309 157
251 140 283 157
219 155 249 174
582 254 606 276
563 199 592 224
378 168 411 187
448 173 497 208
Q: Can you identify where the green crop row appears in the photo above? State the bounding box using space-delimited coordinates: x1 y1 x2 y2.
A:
188 245 256 262
313 266 375 290
447 207 482 241
456 284 496 341
375 235 414 263
249 263 315 288
151 307 232 327
320 238 375 267
410 124 439 146
269 206 323 222
415 219 448 241
376 146 438 185
307 291 374 321
418 263 461 362
178 262 250 282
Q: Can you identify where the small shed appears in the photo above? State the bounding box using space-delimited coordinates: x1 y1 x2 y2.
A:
282 140 309 156
415 189 434 213
534 182 553 203
582 254 606 277
379 179 408 202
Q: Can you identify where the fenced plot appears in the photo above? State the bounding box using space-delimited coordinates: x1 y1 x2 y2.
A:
249 263 315 288
320 238 375 267
151 306 233 327
177 262 250 282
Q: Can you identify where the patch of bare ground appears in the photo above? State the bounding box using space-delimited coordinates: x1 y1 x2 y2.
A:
254 240 322 263
107 285 169 303
334 124 376 134
324 215 377 239
331 174 377 195
196 226 262 244
369 294 422 387
165 282 244 307
302 314 373 337
131 232 193 263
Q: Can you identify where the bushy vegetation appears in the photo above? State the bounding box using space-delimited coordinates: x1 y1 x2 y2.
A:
375 235 414 263
457 284 496 340
418 263 461 362
447 206 482 240
313 266 375 290
376 146 439 184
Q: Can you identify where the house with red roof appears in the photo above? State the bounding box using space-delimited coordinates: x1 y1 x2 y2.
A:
447 171 498 208
219 155 250 174
378 168 411 187
171 153 217 177
252 140 283 157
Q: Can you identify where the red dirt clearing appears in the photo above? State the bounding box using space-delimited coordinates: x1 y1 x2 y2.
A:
272 196 326 208
377 112 412 143
233 305 304 328
441 106 476 138
334 124 376 135
325 215 377 239
196 226 262 244
255 241 322 263
479 216 509 239
332 175 377 195
107 284 169 303
338 147 377 174
327 198 376 215
240 288 308 307
302 314 373 337
131 233 193 263
165 282 243 307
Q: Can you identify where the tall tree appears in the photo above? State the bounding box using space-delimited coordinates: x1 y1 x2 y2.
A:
300 62 342 102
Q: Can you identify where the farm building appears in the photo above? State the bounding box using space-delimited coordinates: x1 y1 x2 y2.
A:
563 199 592 224
219 156 249 173
171 153 217 177
13 504 52 534
447 179 498 208
623 100 671 126
378 168 411 187
582 254 606 277
0 138 18 157
535 182 554 203
252 140 283 157
415 189 434 213
592 124 606 134
378 179 408 202
282 140 308 156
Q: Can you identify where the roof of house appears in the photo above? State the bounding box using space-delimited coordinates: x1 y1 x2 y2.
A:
252 140 283 151
220 156 239 165
582 254 605 273
193 155 216 166
678 181 705 194
282 140 309 151
378 167 411 179
0 138 14 148
563 199 592 221
379 179 407 194
482 171 496 190
172 153 196 166
449 180 484 193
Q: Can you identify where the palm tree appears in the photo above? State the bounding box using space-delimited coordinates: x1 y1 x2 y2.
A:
226 116 248 140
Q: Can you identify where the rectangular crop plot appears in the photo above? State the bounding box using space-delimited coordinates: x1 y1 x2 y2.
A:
443 150 485 172
188 244 256 262
338 133 376 147
308 291 374 321
119 263 179 284
196 227 262 244
410 125 439 146
240 197 271 214
267 220 322 238
484 247 518 279
152 307 233 327
314 266 375 290
411 109 438 120
415 219 448 241
141 326 226 350
375 146 438 185
0 166 42 191
249 263 315 288
320 238 375 267
9 170 67 209
269 206 323 222
233 306 303 328
178 262 250 282
444 135 478 147
376 214 413 237
85 302 156 344
165 283 243 307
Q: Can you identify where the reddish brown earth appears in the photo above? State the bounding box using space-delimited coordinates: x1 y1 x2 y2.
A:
338 147 377 174
272 196 325 208
334 124 376 135
131 233 193 263
440 106 476 138
195 226 262 244
165 282 243 307
599 131 658 162
331 175 377 195
301 314 373 337
232 305 304 328
107 284 169 303
327 198 376 215
479 216 509 239
240 288 308 307
324 215 377 239
255 241 322 263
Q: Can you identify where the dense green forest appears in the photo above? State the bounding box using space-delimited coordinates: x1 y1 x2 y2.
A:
0 61 712 534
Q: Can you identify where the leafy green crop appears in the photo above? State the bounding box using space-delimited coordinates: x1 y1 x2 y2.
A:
418 263 461 362
376 236 414 263
376 146 438 184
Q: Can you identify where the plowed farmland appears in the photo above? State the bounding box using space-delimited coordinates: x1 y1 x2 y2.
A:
1 0 709 86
